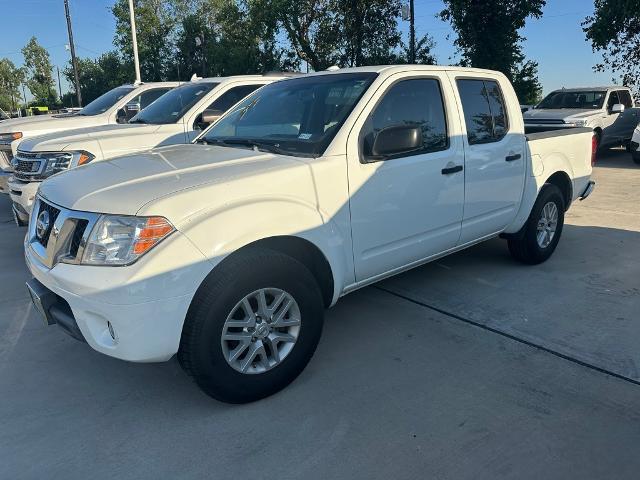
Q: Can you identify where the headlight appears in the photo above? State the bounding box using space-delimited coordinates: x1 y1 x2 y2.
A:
41 151 95 178
573 120 588 127
0 132 22 144
81 215 174 266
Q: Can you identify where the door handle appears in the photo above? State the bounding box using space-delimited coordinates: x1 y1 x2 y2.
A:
441 165 463 175
505 154 521 162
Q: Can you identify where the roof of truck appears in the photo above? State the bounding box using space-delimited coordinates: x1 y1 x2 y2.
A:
551 86 627 92
119 81 182 88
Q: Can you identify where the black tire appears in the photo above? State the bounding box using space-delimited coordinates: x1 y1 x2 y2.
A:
594 130 603 153
508 184 565 265
633 152 640 165
178 248 324 403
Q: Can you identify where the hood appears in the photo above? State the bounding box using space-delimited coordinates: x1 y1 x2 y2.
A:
19 124 158 154
524 108 602 121
39 143 305 215
0 113 109 137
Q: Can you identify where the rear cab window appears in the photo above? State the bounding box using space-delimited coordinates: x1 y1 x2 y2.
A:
456 79 509 145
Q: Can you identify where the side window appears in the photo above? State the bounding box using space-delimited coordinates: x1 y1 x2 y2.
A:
618 90 633 108
361 78 448 160
207 85 262 113
138 88 172 109
607 91 620 109
457 79 509 145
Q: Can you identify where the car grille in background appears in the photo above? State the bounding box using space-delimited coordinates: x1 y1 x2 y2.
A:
36 200 61 247
523 119 565 124
13 159 42 180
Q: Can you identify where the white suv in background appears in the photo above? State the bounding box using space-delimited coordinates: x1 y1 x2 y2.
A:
0 82 178 195
8 75 290 225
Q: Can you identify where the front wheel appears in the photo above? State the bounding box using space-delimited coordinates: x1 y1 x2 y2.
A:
178 248 324 403
632 152 640 165
508 184 565 265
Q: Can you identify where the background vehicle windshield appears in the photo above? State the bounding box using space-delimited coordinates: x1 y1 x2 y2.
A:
537 90 606 109
203 73 378 157
130 82 218 124
78 86 136 116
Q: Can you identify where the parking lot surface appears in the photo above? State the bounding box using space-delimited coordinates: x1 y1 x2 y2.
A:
1 150 639 479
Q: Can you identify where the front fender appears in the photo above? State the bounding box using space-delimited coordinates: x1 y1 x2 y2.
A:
176 197 353 304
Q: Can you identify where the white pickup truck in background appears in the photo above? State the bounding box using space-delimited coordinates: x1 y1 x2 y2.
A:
0 82 178 195
524 86 640 150
24 66 595 403
8 74 291 225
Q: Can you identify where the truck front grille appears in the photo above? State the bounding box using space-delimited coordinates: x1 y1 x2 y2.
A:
27 197 100 268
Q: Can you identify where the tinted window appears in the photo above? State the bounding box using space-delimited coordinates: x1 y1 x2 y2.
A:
137 88 172 109
619 90 634 108
537 90 606 109
203 73 377 157
361 78 448 159
607 91 620 109
208 85 263 112
457 79 509 145
130 82 218 125
77 86 135 116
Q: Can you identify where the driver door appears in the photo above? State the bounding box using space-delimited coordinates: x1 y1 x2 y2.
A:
346 73 465 281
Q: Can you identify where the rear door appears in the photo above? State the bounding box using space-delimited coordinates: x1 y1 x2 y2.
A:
450 75 526 244
607 90 639 143
346 72 465 281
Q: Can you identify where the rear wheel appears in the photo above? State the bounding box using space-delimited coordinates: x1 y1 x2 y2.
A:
633 152 640 165
508 184 565 265
178 248 324 403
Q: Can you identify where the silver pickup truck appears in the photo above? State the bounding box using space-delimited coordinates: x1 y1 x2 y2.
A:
524 86 639 150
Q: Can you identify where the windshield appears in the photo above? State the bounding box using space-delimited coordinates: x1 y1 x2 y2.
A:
537 90 606 110
202 72 378 157
130 82 218 124
78 86 136 116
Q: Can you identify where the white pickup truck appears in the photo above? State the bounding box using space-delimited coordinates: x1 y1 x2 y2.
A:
0 82 178 195
524 86 639 150
8 75 290 225
24 66 595 403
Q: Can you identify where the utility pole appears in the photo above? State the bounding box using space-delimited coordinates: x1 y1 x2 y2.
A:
128 0 142 83
64 0 83 107
56 66 63 104
409 0 416 64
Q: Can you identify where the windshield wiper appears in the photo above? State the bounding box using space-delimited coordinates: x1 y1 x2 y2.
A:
129 118 148 124
217 138 291 156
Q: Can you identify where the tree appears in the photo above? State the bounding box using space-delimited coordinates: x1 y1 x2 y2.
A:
0 59 25 112
584 0 640 96
440 0 545 103
112 0 177 81
63 52 129 106
21 37 58 106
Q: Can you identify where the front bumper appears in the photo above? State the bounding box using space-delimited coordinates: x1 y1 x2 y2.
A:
25 229 213 362
8 178 39 224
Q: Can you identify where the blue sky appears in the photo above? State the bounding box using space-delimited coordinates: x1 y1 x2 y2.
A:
0 0 614 100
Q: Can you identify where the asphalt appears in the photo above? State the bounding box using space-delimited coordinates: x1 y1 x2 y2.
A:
0 150 639 480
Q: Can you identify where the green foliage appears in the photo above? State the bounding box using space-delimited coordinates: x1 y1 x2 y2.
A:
112 0 177 81
21 37 58 106
584 0 640 96
0 58 25 111
63 52 130 106
440 0 545 103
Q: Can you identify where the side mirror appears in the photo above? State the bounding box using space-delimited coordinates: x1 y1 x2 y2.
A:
195 109 224 130
116 108 127 124
201 109 224 125
369 125 423 159
611 103 625 114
